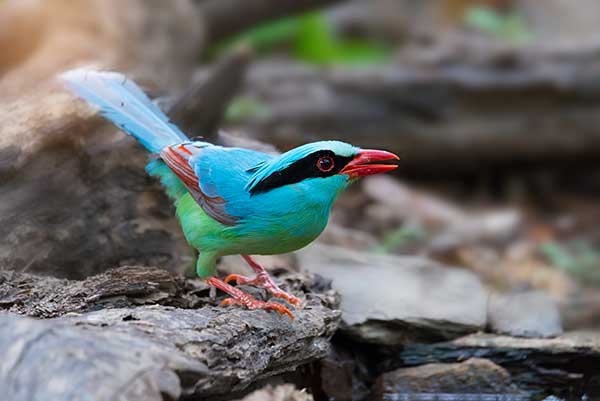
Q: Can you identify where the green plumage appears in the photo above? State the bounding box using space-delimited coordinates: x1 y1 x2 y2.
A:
147 159 338 278
147 160 221 277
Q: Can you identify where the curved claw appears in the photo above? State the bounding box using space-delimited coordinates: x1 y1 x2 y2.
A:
224 273 249 285
270 291 302 307
224 273 302 307
262 301 294 320
220 297 294 320
220 297 242 307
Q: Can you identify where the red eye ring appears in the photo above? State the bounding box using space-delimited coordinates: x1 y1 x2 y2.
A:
316 156 335 172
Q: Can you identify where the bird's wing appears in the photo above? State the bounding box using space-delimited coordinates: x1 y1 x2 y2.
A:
161 142 272 226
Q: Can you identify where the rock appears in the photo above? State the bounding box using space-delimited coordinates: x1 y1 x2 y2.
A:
237 384 313 401
318 223 378 251
0 0 204 98
319 347 366 401
0 0 205 279
0 266 190 317
395 331 600 397
561 289 600 331
373 358 525 400
0 266 341 401
456 245 578 300
297 243 487 345
362 175 522 252
488 291 563 338
363 176 466 226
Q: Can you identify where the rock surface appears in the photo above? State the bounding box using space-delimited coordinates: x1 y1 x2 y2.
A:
0 266 190 317
319 347 368 401
362 175 522 252
488 290 563 338
297 243 487 345
0 266 341 401
373 358 526 399
395 331 600 396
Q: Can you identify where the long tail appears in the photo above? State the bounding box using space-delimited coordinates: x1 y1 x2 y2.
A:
60 69 188 153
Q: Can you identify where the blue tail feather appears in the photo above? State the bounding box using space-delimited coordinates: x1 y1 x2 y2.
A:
60 69 188 153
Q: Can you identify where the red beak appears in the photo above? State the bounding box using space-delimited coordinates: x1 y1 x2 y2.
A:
339 149 399 179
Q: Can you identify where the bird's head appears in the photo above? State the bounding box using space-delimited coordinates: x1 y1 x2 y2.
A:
246 141 399 198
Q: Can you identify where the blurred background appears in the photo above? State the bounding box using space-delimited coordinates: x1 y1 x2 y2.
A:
1 0 600 400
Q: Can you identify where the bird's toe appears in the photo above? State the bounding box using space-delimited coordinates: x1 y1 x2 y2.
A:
264 301 294 320
219 294 294 319
272 291 302 307
224 274 248 285
219 297 242 307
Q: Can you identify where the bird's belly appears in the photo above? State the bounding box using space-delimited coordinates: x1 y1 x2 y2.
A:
231 212 328 255
176 193 329 256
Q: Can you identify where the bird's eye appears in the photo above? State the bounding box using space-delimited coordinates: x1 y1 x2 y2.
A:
316 156 334 172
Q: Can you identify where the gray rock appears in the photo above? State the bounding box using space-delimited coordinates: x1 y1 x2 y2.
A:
297 244 488 345
0 266 341 401
319 347 368 401
373 358 526 400
488 291 563 338
397 331 600 396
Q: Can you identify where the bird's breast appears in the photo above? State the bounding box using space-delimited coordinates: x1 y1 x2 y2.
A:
222 179 343 255
233 203 330 255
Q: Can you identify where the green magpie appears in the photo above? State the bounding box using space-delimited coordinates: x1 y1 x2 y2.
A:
60 69 399 319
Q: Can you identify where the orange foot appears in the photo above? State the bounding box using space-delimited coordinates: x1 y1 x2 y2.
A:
224 272 302 307
207 276 294 319
220 296 294 320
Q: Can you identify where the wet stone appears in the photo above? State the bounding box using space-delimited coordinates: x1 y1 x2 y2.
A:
373 358 527 401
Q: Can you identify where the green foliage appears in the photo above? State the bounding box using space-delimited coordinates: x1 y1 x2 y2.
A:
540 240 600 284
219 17 299 54
294 13 390 65
225 96 271 123
464 5 532 44
213 12 391 66
374 223 427 254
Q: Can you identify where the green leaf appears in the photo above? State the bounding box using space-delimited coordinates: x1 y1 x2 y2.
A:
211 11 391 66
294 12 336 64
208 16 300 58
294 12 391 65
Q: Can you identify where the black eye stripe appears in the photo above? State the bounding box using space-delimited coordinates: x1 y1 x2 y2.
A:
249 151 354 195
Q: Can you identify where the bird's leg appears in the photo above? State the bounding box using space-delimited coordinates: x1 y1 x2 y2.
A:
224 255 301 306
206 276 293 319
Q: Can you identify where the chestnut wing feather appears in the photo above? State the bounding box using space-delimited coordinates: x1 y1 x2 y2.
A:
160 144 239 226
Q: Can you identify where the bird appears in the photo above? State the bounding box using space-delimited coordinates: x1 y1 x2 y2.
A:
60 69 399 319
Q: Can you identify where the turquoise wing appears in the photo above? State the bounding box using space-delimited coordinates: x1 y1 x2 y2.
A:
191 146 273 221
